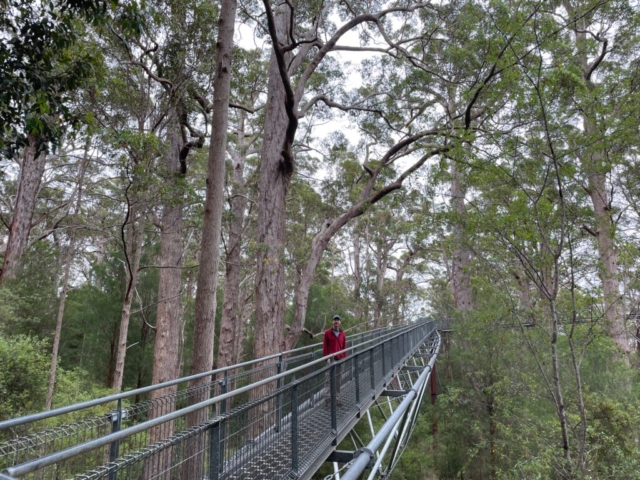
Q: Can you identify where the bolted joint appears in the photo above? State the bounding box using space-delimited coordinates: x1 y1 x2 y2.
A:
354 447 376 469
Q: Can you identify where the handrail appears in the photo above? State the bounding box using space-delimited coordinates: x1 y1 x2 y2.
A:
2 320 433 478
342 331 441 480
0 321 407 431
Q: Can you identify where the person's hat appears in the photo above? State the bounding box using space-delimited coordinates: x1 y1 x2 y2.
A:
332 314 341 320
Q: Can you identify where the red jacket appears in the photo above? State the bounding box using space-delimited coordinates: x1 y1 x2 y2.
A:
323 328 347 359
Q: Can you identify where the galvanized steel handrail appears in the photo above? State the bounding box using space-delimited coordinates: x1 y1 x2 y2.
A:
341 331 441 480
0 323 399 432
1 320 434 479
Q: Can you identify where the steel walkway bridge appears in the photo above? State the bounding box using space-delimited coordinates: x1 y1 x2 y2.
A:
0 319 444 480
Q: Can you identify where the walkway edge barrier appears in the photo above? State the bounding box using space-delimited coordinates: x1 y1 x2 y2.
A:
2 321 435 479
341 331 441 480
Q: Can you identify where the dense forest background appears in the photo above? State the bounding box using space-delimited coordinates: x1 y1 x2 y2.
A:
2 0 640 477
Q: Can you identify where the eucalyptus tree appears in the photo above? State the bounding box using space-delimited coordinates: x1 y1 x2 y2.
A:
45 141 91 410
250 0 444 357
269 0 547 351
0 0 105 283
552 0 640 355
89 12 179 392
456 24 638 473
216 48 266 367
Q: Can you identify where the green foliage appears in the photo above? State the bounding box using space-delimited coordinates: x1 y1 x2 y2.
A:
0 0 109 153
415 317 640 479
0 333 112 429
0 335 49 420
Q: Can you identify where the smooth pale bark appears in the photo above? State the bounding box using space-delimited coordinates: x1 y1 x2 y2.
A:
184 2 236 467
0 134 47 284
111 209 145 392
373 239 390 328
582 124 626 351
217 113 249 369
45 146 89 410
352 230 363 322
570 11 628 354
450 160 473 311
253 4 292 358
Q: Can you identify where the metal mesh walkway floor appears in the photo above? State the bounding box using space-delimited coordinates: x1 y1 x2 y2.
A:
222 372 361 480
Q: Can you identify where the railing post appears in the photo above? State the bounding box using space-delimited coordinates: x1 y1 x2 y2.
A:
219 373 227 473
330 363 338 441
382 341 387 383
291 383 299 476
221 372 228 413
403 332 407 360
354 353 360 406
108 399 122 480
208 420 221 480
369 349 375 395
276 354 284 432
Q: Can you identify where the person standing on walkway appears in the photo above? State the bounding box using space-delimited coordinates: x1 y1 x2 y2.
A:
323 315 347 405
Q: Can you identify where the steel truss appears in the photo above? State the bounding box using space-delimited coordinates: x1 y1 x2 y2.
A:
337 332 440 480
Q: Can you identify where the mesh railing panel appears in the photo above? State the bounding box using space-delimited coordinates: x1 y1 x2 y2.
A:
1 321 438 480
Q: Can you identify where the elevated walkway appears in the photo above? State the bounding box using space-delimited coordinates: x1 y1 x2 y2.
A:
0 319 444 480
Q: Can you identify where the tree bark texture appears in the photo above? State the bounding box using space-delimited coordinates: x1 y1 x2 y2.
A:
217 113 248 369
145 120 185 479
0 134 47 284
253 4 293 358
184 1 236 474
111 207 145 392
188 0 236 381
571 12 628 354
45 145 89 410
373 239 390 328
450 160 473 311
582 121 627 352
352 230 363 322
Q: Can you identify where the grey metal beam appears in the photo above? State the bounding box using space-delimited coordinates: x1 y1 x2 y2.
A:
341 333 441 480
326 451 355 464
380 390 409 397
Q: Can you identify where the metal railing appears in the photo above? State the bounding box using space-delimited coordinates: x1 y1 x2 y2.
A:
342 332 441 480
1 319 440 480
0 323 405 466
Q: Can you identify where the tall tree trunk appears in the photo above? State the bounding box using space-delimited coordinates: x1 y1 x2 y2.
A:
145 119 185 479
571 11 628 354
217 112 248 369
150 123 184 390
0 134 47 284
253 4 293 358
373 241 389 328
183 0 236 474
45 144 89 410
188 0 236 382
352 229 363 322
450 160 473 311
112 209 145 392
582 125 626 352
